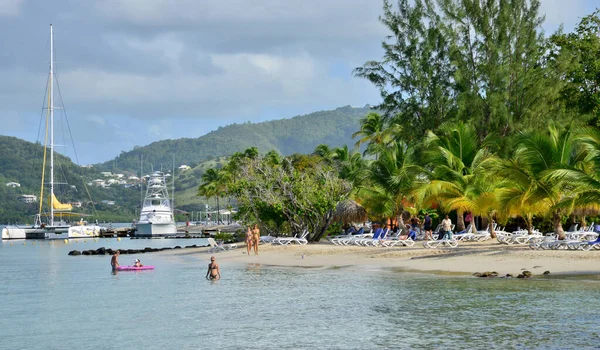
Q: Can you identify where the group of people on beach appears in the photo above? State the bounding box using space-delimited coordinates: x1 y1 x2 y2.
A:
245 224 260 255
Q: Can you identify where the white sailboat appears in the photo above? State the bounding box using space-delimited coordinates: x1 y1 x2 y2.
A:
2 25 100 240
135 171 177 236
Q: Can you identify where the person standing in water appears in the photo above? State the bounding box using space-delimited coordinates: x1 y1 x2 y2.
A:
206 256 221 280
245 226 253 255
252 224 260 255
111 250 120 270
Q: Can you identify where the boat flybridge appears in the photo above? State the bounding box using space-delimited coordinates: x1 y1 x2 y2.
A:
135 171 177 237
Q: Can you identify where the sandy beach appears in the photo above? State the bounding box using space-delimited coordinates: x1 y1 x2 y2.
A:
162 240 600 276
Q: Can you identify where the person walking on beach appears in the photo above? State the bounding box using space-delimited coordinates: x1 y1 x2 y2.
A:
206 256 221 280
245 226 253 255
252 224 260 255
423 213 433 240
441 215 453 240
111 250 120 269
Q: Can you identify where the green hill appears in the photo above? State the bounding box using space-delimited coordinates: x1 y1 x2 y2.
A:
0 136 142 223
1 105 372 222
96 105 372 173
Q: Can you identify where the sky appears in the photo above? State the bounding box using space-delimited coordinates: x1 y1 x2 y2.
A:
0 0 597 165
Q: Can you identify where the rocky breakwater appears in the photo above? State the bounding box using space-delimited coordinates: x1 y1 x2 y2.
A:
68 244 208 256
472 270 551 278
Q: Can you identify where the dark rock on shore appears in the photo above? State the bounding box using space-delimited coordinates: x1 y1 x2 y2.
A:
68 250 81 256
95 247 106 255
543 271 550 275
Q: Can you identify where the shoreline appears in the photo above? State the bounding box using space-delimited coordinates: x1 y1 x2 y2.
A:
160 240 600 276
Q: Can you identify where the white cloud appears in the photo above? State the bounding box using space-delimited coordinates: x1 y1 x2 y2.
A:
0 0 25 16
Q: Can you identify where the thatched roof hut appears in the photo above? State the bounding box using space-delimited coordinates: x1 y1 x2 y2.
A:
333 200 368 224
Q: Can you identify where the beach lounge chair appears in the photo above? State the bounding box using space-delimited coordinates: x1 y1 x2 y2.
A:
454 224 475 241
330 227 364 245
260 234 275 244
383 233 416 247
580 236 600 251
359 228 389 246
272 229 309 245
208 237 237 252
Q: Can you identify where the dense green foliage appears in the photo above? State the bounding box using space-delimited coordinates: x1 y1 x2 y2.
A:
202 149 351 241
196 2 600 240
96 106 372 173
354 0 568 141
0 135 142 223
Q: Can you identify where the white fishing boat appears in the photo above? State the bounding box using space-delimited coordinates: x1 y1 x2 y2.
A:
135 171 177 237
2 25 101 240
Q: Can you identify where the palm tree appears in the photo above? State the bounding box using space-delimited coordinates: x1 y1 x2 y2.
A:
493 157 552 234
352 112 400 158
542 126 600 228
364 140 425 230
421 122 493 231
497 124 585 239
312 144 334 160
198 168 227 224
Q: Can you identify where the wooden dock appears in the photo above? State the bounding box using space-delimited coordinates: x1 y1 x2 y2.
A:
100 227 135 237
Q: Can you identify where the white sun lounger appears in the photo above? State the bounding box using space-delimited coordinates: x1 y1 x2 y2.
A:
208 237 237 252
272 229 309 245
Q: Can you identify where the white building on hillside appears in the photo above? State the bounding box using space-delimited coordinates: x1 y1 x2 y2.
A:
6 182 20 188
178 165 191 170
18 195 37 203
101 171 112 177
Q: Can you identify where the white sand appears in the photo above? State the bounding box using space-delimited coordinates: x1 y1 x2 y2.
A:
161 241 600 276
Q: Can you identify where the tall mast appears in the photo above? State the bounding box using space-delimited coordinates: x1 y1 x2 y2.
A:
49 24 54 226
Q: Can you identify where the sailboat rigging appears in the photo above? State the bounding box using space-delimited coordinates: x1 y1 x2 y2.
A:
2 25 100 240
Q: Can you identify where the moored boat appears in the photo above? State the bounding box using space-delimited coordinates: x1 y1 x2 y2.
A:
135 171 177 237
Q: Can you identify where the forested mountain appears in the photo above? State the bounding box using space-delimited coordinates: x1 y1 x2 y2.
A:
0 135 141 223
0 105 373 222
96 105 372 173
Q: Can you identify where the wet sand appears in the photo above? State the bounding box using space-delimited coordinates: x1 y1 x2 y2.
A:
161 240 600 276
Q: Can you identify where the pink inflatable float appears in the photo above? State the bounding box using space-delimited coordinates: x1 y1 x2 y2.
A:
115 266 155 271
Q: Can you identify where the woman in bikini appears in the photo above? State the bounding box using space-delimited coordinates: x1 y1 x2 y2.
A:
245 226 253 255
205 256 221 280
252 224 260 255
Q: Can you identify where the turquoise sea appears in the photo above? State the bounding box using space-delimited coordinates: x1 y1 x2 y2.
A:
1 236 599 349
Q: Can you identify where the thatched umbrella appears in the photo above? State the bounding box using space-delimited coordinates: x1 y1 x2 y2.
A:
333 200 368 224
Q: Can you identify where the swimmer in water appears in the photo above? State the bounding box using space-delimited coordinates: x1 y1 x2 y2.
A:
206 256 221 280
111 250 120 269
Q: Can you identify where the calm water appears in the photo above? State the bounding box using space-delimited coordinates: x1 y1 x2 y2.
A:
1 238 599 349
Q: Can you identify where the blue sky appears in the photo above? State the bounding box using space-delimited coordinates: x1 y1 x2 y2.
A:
0 0 597 164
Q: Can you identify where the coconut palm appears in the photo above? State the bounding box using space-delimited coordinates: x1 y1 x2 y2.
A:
198 168 227 224
364 140 426 230
498 124 585 239
421 122 494 231
542 126 600 228
352 112 400 158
